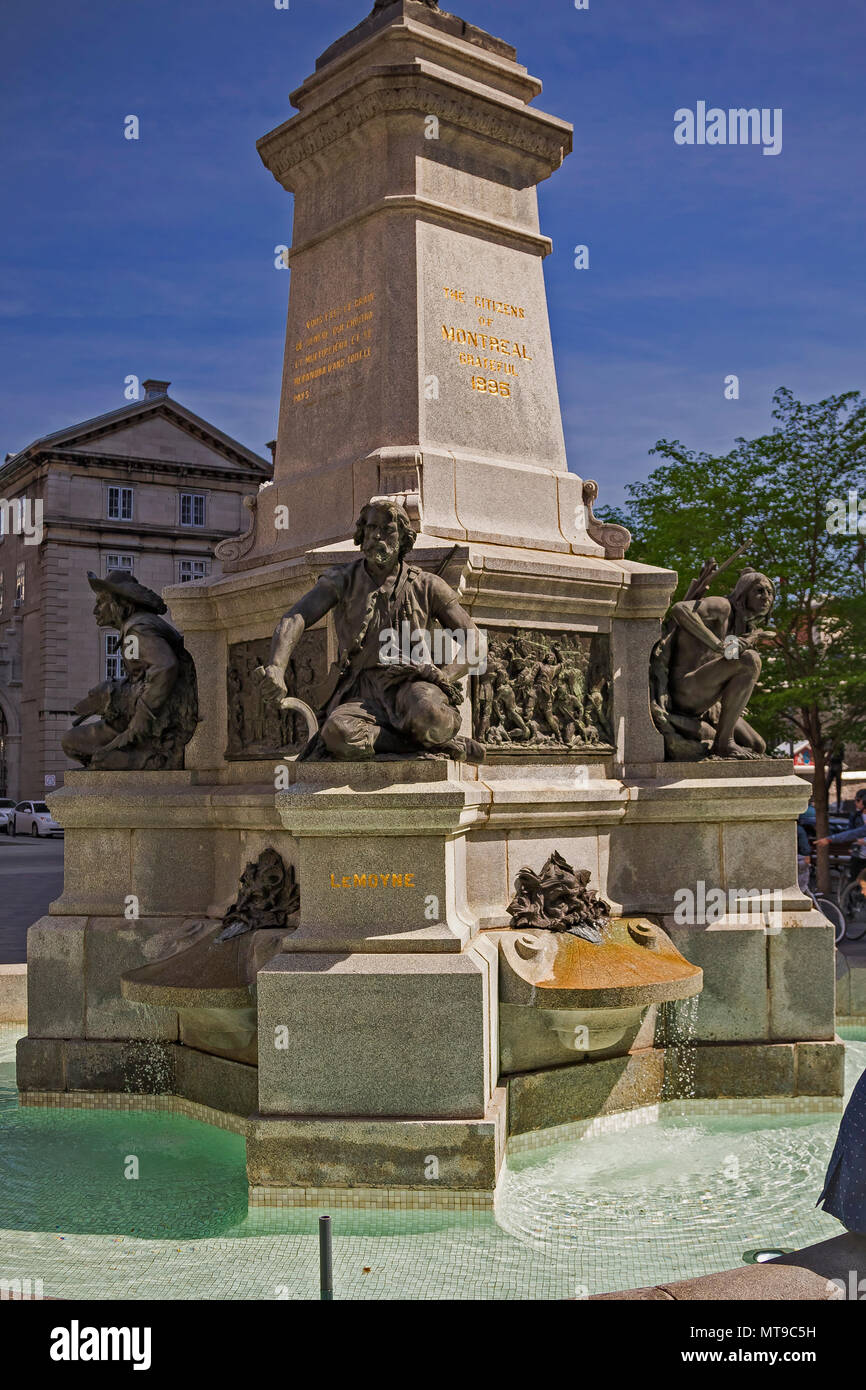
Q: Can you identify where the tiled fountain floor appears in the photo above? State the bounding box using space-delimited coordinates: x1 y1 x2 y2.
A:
1 1025 861 1301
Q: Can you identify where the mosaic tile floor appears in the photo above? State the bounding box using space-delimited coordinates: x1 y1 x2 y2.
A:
1 1024 861 1300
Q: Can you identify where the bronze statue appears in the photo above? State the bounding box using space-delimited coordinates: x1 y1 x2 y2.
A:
651 559 775 760
506 850 611 944
216 849 300 942
62 571 198 770
255 500 485 762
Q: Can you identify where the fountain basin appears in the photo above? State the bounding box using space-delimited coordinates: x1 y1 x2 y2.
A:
121 924 286 1065
544 1005 646 1054
493 918 703 1073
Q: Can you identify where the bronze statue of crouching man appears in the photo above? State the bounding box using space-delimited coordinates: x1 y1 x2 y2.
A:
254 500 485 763
651 566 775 760
62 570 198 771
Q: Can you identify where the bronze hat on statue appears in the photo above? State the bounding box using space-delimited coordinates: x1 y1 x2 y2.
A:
87 570 167 615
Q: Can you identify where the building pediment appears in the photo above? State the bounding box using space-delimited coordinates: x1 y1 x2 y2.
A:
2 390 270 484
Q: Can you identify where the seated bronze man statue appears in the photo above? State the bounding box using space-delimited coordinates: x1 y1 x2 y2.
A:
254 500 485 763
62 571 198 771
651 566 775 760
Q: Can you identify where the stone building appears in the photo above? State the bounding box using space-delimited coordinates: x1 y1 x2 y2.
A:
0 381 271 800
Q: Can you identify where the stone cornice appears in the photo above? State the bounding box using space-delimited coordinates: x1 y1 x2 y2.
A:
315 3 518 75
258 71 571 187
27 519 238 544
297 17 537 108
0 448 263 490
288 192 552 261
3 401 270 481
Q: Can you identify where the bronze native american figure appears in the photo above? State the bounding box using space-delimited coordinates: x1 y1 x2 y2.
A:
650 557 775 761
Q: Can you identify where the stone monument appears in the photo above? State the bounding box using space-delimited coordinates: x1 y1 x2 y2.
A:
18 0 841 1208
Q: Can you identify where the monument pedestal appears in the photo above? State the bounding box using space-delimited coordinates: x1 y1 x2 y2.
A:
18 750 842 1206
251 761 503 1198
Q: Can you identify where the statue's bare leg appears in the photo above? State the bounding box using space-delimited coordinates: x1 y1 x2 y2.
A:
320 709 417 759
711 651 762 755
732 716 766 755
501 694 529 737
395 680 461 748
395 681 485 763
674 650 762 758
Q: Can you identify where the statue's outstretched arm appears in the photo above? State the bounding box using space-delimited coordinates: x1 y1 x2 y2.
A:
255 576 341 706
268 580 340 676
670 599 726 655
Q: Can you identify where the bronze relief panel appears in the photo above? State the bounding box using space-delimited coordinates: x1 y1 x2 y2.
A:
472 629 613 752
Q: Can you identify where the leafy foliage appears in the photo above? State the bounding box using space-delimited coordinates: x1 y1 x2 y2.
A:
601 388 866 850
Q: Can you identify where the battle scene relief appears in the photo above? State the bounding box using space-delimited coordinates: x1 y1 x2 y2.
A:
472 629 613 751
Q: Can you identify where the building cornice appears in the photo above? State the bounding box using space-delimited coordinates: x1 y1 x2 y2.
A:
26 519 241 544
0 448 267 493
2 400 271 486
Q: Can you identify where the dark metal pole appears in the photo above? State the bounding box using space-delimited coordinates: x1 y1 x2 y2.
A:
319 1215 333 1301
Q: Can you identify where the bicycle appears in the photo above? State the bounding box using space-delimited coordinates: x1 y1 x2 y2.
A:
804 838 866 943
839 876 866 941
806 885 846 945
804 854 847 944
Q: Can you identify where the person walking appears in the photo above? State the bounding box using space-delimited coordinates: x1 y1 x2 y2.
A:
826 745 845 812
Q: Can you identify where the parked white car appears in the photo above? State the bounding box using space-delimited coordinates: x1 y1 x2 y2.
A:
11 800 63 837
0 798 16 834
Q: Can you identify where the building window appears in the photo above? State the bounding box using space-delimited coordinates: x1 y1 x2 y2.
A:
105 552 135 575
107 486 134 521
178 558 209 584
15 563 24 605
104 630 122 681
179 492 206 528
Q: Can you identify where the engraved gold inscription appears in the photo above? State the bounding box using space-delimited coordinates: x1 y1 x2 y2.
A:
329 872 417 888
292 292 376 404
440 285 533 401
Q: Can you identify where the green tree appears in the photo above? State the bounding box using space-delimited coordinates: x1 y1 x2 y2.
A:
603 388 866 887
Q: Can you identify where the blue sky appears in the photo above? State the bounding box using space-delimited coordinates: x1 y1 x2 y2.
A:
1 0 864 505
